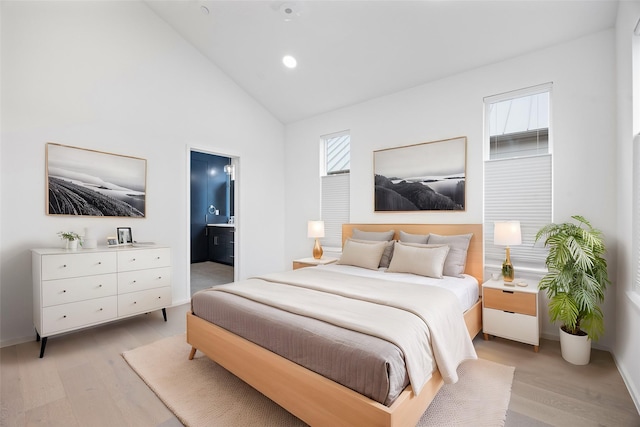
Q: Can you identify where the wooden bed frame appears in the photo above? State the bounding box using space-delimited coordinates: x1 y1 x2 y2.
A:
187 223 483 427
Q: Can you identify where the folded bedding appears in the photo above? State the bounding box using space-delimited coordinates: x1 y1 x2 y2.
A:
191 267 477 406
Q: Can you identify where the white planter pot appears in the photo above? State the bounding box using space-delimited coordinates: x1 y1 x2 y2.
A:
66 240 79 251
559 327 591 365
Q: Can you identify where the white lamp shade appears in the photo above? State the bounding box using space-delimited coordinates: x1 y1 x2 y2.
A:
307 220 325 238
494 221 522 246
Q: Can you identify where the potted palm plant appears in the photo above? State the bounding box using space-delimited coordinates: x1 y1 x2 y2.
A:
535 215 610 365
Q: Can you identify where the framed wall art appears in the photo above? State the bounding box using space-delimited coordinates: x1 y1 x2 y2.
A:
117 227 133 245
46 143 147 217
373 136 466 212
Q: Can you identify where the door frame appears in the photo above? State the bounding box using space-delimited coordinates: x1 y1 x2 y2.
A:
186 144 240 296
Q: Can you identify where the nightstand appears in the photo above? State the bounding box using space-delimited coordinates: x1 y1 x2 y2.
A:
292 257 338 270
482 278 540 352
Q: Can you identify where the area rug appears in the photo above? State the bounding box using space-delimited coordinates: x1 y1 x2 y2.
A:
123 334 514 426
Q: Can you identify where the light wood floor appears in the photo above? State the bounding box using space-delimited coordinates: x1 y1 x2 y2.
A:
1 303 638 426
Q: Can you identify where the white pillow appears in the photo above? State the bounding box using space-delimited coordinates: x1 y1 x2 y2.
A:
337 239 387 270
427 233 472 278
386 242 450 279
350 239 395 268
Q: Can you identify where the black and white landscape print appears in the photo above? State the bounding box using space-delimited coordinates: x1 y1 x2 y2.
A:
46 143 146 217
373 137 466 211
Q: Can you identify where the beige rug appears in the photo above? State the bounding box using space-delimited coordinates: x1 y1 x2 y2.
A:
123 334 514 426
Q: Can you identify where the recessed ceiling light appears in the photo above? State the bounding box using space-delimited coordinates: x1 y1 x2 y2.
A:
282 55 297 69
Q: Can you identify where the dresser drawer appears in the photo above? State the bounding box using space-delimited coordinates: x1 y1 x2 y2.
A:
118 287 172 317
117 248 171 272
42 274 117 307
41 252 117 280
483 308 539 346
483 287 536 316
117 267 171 294
41 296 117 335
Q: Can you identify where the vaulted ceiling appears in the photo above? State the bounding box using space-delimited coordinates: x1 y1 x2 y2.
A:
145 1 618 124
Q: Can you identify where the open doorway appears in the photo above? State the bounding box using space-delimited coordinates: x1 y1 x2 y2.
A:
190 150 236 295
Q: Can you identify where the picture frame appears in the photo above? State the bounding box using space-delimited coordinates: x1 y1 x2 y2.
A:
46 143 147 217
373 136 466 212
117 227 133 245
107 237 119 247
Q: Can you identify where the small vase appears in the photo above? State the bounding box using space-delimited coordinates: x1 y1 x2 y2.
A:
67 240 79 251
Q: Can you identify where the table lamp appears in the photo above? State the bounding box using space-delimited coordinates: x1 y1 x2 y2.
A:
494 221 522 282
307 220 325 259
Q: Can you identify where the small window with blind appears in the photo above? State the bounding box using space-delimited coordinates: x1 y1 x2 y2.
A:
321 131 350 249
484 84 552 274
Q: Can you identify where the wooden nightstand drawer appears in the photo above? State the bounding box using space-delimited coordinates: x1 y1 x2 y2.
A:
483 287 536 316
483 308 539 346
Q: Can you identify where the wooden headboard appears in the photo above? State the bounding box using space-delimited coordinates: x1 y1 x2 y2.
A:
342 223 484 285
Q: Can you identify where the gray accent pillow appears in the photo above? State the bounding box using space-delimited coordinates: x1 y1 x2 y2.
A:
427 233 473 278
352 229 395 241
337 239 387 270
386 242 450 279
399 230 429 244
351 238 395 268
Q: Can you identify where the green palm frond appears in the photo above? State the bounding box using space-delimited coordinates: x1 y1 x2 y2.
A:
535 215 611 341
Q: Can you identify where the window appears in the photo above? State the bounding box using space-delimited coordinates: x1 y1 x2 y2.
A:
321 131 350 248
484 84 552 273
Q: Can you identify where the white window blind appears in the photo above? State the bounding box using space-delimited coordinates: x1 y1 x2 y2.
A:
321 173 350 248
485 154 552 271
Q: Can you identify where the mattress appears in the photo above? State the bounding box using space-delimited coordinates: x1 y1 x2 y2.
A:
191 266 478 406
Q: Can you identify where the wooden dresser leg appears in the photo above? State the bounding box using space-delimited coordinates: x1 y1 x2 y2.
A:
534 345 539 353
483 333 490 341
189 347 197 360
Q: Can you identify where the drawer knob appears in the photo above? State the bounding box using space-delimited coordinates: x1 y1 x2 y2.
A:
133 301 137 304
99 308 103 311
98 261 102 265
156 256 160 260
98 284 103 288
157 276 162 280
63 315 67 318
132 258 136 261
62 290 66 293
62 264 67 268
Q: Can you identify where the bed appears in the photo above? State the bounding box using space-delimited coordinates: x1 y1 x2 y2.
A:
187 223 483 427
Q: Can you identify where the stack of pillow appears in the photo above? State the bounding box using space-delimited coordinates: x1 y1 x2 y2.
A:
336 229 472 279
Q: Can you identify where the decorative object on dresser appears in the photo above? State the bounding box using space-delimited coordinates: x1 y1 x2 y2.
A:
493 221 522 282
373 136 466 212
535 215 611 365
46 143 147 217
57 231 82 250
482 278 540 352
307 220 325 259
32 245 172 357
117 227 133 245
292 256 337 270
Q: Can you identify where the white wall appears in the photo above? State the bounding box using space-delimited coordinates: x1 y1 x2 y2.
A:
285 30 618 347
615 0 640 412
0 1 286 346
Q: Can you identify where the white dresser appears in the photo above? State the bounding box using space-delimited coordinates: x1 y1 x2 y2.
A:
32 245 172 357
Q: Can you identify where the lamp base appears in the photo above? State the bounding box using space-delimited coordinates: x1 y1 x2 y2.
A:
312 239 323 259
502 246 514 282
